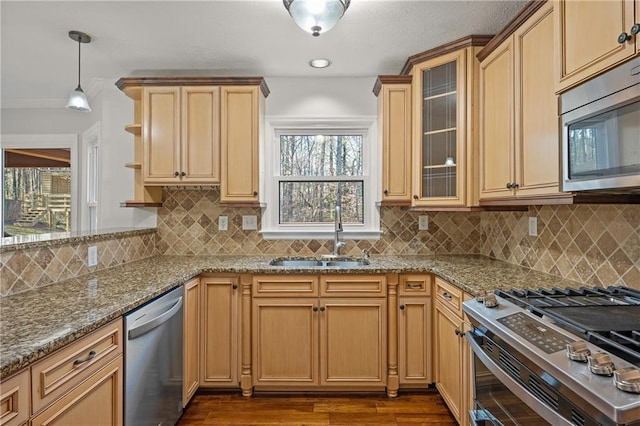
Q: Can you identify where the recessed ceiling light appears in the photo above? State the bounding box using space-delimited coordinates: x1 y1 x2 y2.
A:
309 58 331 69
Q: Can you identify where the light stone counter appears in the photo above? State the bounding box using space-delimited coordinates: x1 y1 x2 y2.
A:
0 254 581 379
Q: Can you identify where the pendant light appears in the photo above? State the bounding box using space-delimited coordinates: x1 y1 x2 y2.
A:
283 0 350 37
65 30 92 112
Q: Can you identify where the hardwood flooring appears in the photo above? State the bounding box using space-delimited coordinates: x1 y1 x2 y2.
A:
177 390 457 425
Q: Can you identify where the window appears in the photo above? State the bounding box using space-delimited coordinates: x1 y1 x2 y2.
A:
262 119 381 240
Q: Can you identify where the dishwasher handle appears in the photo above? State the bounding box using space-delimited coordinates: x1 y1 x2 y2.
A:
128 296 183 340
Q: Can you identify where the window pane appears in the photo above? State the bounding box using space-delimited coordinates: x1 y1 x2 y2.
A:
279 181 364 224
280 135 363 177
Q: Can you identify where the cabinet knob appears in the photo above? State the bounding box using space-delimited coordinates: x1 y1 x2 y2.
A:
180 171 186 177
383 189 389 195
618 32 632 44
174 171 180 177
319 306 325 312
455 328 464 337
442 292 452 300
253 191 258 196
232 284 238 290
413 195 419 200
506 182 513 189
399 304 405 310
631 23 640 36
512 183 519 189
313 306 319 312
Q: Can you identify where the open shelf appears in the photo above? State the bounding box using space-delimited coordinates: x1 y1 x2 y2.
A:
120 200 163 208
124 162 141 170
124 124 142 135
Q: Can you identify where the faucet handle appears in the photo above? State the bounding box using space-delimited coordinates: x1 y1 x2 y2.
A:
362 249 369 260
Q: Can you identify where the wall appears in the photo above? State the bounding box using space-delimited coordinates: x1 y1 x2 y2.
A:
481 204 640 288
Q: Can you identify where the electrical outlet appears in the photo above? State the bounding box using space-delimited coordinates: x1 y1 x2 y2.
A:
87 246 98 267
218 216 228 231
528 216 538 237
418 215 429 231
242 215 258 230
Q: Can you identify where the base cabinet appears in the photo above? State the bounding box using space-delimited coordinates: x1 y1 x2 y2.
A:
183 278 200 405
200 275 241 388
434 277 472 426
0 369 29 426
30 356 123 426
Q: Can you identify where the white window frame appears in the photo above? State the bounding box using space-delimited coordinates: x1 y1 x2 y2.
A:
261 117 381 240
82 122 101 233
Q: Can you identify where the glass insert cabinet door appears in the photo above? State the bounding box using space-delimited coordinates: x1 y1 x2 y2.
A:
413 49 467 205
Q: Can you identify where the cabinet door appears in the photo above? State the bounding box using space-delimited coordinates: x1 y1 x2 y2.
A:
181 87 220 184
435 303 463 424
479 40 515 199
143 87 181 183
252 298 318 386
0 369 29 426
31 356 123 426
320 298 387 386
380 82 412 204
555 0 637 93
183 278 200 404
515 2 563 198
220 86 261 204
200 276 240 388
413 49 468 206
398 297 431 386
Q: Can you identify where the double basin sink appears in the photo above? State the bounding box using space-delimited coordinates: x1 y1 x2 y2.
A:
269 258 370 268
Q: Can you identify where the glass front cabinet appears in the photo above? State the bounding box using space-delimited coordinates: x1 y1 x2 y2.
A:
411 47 480 207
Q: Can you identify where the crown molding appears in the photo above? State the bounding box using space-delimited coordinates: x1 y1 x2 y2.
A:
1 78 104 110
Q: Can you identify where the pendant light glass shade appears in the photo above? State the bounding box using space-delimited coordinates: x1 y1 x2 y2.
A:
283 0 350 37
66 30 92 112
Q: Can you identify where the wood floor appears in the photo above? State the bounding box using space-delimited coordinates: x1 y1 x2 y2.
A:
177 390 457 425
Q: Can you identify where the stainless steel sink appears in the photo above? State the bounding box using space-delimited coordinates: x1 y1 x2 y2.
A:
269 258 369 268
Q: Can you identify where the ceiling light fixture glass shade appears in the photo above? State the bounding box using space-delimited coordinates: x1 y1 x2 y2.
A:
309 58 331 68
66 30 92 112
283 0 350 37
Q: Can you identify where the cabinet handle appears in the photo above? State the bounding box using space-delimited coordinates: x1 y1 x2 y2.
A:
399 304 405 310
442 292 452 300
413 195 418 200
73 350 96 366
618 32 632 44
174 171 180 177
232 284 238 290
319 306 325 312
180 171 186 177
313 306 319 312
253 191 258 196
407 283 423 289
383 189 389 195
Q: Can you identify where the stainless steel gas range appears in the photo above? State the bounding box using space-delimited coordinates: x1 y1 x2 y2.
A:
463 286 640 426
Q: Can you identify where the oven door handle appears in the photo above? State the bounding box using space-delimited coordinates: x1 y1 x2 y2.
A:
466 330 574 426
469 408 501 426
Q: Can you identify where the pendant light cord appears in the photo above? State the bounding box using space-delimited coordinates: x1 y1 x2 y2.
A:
77 39 81 87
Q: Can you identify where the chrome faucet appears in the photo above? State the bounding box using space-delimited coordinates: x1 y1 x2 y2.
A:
333 205 346 256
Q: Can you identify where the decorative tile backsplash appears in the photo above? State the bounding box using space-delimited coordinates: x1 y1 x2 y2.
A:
0 232 156 296
156 187 483 256
481 204 639 288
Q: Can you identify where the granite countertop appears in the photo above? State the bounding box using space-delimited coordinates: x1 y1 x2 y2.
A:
0 254 582 379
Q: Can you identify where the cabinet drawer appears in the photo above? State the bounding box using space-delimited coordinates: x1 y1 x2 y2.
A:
320 275 386 297
398 274 431 296
0 369 29 426
434 277 463 317
253 275 319 297
31 319 123 414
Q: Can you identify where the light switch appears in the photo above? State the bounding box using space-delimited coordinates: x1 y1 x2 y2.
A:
242 215 258 230
218 216 228 231
87 246 98 267
418 215 429 231
528 216 538 237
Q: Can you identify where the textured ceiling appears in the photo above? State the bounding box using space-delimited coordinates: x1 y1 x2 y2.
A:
1 0 527 105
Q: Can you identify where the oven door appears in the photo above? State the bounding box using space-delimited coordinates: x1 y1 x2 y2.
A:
467 329 572 426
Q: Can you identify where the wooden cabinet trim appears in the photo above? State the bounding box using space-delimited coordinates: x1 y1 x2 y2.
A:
401 35 492 75
252 275 319 297
183 278 200 405
0 369 29 426
116 76 270 97
31 319 123 415
320 275 387 297
398 274 432 296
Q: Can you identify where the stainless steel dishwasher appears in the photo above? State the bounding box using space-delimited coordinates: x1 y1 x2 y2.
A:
124 286 183 426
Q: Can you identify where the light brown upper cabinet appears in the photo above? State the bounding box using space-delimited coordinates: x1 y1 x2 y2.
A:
374 76 413 205
555 0 640 93
220 86 264 205
411 46 482 208
143 86 220 185
479 2 568 203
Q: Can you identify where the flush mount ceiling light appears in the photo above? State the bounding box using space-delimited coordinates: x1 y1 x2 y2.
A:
65 30 92 112
283 0 350 37
309 58 331 68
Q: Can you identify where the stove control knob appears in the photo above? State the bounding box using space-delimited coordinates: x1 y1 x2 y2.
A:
483 294 499 308
566 341 591 362
614 367 640 394
475 292 487 303
588 353 615 376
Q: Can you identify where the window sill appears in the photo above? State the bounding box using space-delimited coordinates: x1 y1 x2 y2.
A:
259 229 382 240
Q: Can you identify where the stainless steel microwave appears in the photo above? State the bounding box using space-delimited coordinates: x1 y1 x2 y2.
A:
560 57 640 193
